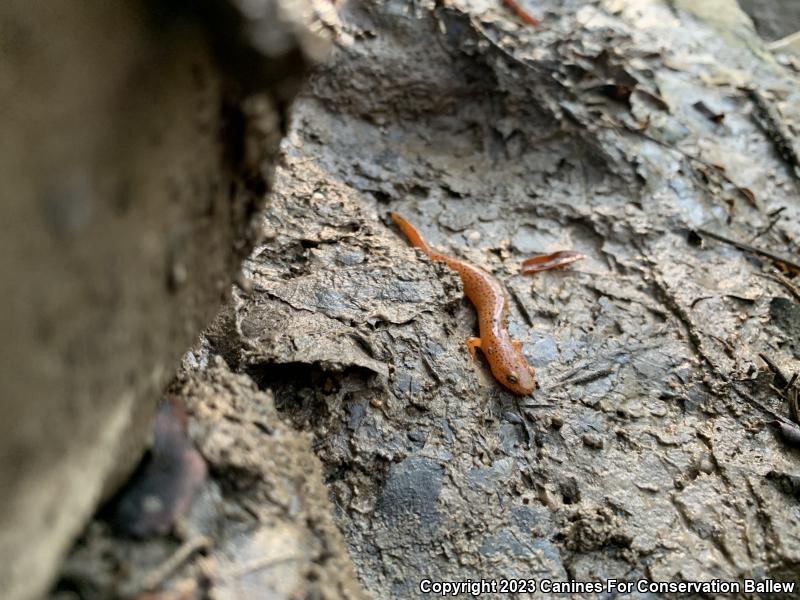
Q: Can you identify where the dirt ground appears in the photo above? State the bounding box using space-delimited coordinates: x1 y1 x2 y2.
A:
55 0 800 598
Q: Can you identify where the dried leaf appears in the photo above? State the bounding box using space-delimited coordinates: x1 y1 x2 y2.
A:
737 186 757 206
109 397 207 537
521 250 586 274
502 0 539 26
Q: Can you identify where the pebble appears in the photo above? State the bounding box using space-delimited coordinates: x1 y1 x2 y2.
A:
582 433 604 449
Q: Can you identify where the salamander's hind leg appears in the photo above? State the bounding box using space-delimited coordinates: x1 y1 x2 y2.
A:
513 340 524 352
466 337 482 361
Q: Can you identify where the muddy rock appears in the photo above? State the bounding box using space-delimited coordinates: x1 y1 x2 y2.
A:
0 1 323 598
739 0 800 41
215 0 800 594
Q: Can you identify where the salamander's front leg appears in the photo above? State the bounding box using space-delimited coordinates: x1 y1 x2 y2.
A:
466 337 482 361
513 340 524 352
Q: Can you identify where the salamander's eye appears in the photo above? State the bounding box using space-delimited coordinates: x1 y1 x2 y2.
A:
507 373 519 384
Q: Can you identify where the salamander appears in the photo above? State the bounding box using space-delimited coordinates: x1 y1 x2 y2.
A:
390 212 537 395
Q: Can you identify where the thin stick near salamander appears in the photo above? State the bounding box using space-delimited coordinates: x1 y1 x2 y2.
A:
391 212 584 396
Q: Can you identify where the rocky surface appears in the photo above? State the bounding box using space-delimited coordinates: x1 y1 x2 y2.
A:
237 0 800 594
739 0 800 41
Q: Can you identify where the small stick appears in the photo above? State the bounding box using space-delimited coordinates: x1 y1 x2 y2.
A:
696 228 800 275
140 536 211 593
223 555 303 580
760 353 789 388
542 367 615 392
615 124 760 207
733 385 795 427
747 88 800 181
759 271 800 303
750 207 786 243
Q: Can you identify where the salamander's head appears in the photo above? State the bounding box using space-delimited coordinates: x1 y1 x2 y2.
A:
495 338 537 396
502 362 537 396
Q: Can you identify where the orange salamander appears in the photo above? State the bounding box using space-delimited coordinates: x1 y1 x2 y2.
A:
391 212 537 396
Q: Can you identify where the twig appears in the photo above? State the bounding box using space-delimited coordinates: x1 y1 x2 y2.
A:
747 88 800 181
758 271 800 302
615 124 760 207
732 385 796 428
508 287 534 327
140 536 211 593
543 367 615 391
695 228 800 275
760 353 790 388
223 555 304 580
762 353 800 424
749 207 786 243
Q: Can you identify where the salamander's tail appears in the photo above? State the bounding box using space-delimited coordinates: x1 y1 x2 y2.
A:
390 212 434 256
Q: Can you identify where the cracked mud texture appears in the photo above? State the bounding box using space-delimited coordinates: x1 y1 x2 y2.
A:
0 1 323 598
52 0 800 598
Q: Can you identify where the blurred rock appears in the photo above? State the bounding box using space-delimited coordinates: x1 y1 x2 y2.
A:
738 0 800 41
0 1 325 598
